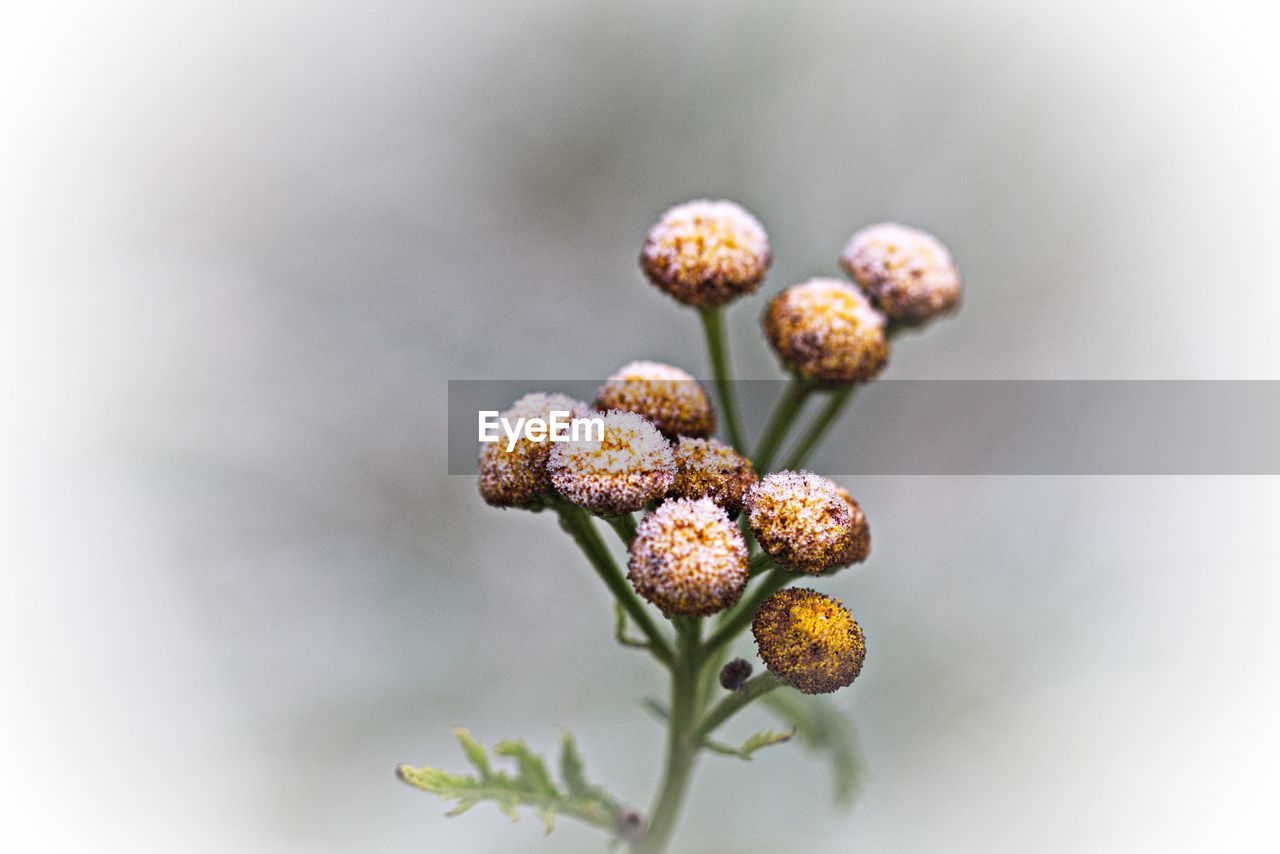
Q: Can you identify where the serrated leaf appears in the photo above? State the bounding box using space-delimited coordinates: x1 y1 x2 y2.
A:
558 732 591 799
493 740 558 798
452 728 492 780
558 732 621 812
445 798 479 817
761 693 863 807
398 729 626 834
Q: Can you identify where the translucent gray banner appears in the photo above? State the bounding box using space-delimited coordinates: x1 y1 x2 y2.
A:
448 380 1280 475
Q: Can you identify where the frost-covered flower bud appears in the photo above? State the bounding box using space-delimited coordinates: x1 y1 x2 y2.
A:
839 223 960 325
744 471 860 574
640 200 771 308
627 498 748 616
478 392 592 509
833 487 871 567
669 437 758 518
595 361 715 439
752 587 866 694
548 410 676 515
764 278 888 384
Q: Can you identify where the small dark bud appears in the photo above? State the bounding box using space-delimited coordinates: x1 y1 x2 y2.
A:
719 657 753 692
615 807 645 842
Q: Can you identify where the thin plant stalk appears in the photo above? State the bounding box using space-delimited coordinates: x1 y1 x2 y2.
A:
704 566 793 657
605 512 639 546
699 307 748 453
636 618 704 853
775 323 901 471
752 378 812 472
782 383 858 471
693 672 783 743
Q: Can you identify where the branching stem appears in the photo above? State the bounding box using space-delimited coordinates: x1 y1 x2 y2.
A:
705 566 792 656
693 672 783 744
604 512 638 546
752 378 813 472
635 618 703 853
782 383 858 471
554 501 673 666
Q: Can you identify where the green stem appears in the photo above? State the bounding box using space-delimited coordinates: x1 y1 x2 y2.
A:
705 567 792 655
777 322 901 471
752 378 813 473
738 513 758 557
636 619 703 854
782 383 859 471
554 502 674 666
747 552 774 578
699 307 748 453
692 672 783 744
604 512 638 546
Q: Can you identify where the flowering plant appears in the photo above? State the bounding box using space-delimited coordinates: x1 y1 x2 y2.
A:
398 200 961 852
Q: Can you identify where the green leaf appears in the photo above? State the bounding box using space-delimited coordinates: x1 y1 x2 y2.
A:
703 726 795 760
559 732 621 812
493 740 557 798
559 732 590 798
398 729 626 835
452 728 492 780
760 693 863 807
738 726 796 757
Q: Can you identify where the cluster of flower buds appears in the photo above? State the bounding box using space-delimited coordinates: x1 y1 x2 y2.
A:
479 198 961 699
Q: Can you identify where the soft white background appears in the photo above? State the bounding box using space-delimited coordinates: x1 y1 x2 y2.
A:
3 1 1279 851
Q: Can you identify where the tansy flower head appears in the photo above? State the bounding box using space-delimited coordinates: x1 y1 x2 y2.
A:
744 471 859 574
640 199 771 307
833 486 871 567
627 498 748 616
548 410 676 515
839 223 961 325
764 278 889 384
595 361 715 439
479 392 592 509
752 587 866 694
668 436 758 518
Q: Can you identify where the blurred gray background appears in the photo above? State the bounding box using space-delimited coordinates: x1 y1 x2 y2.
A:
3 1 1279 851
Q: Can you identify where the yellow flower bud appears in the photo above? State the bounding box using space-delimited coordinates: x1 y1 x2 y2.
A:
752 587 866 694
